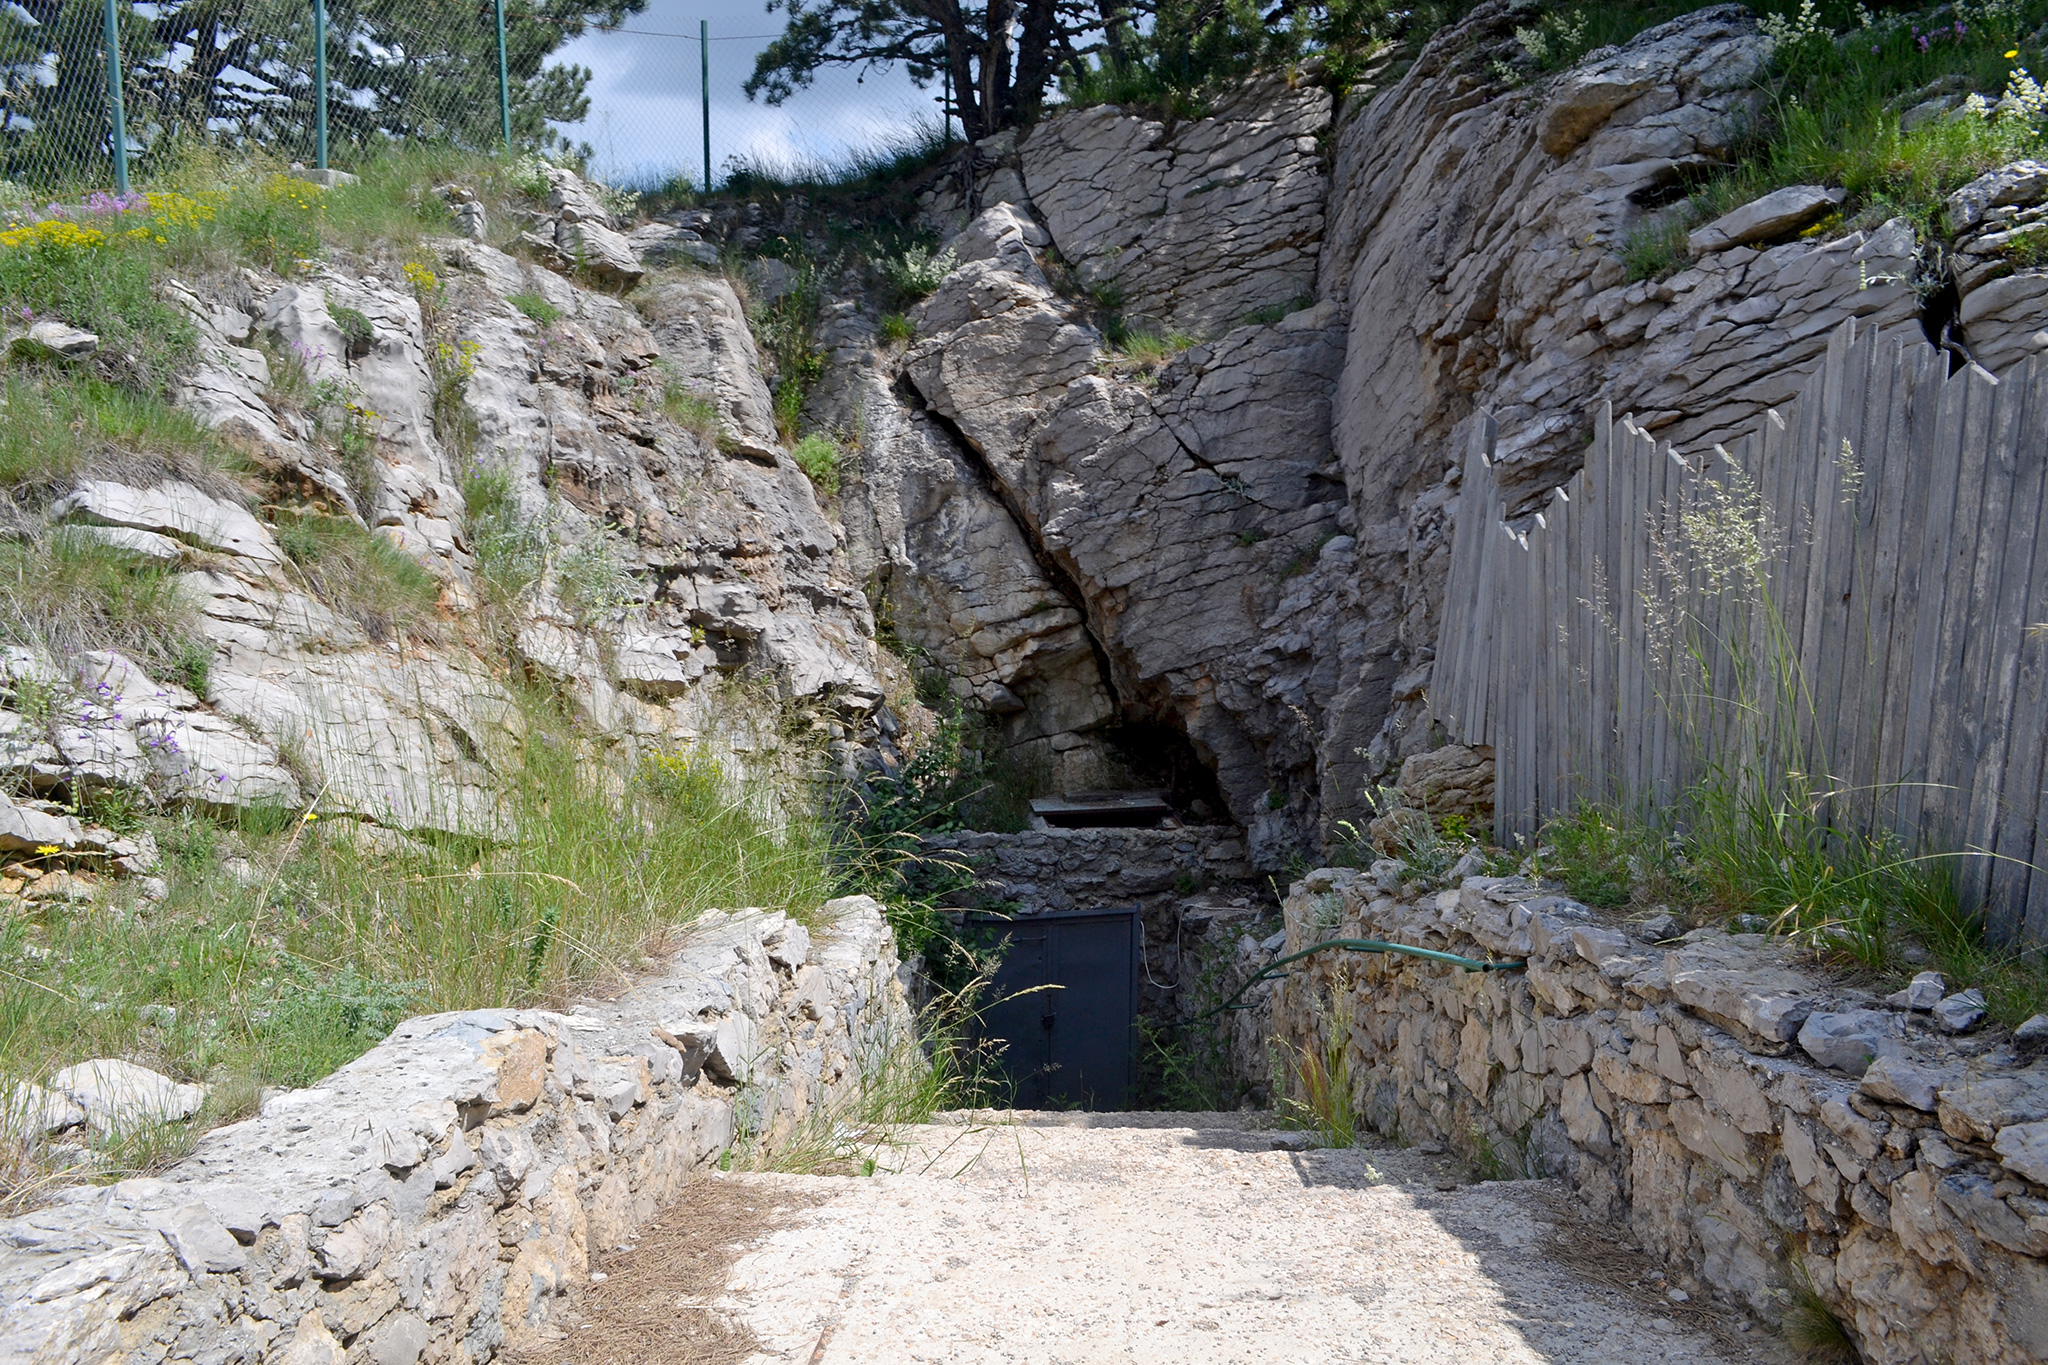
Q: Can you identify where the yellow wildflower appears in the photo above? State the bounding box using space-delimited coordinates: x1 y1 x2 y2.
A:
301 811 318 823
403 261 440 295
0 219 106 253
34 844 59 855
2010 49 2021 58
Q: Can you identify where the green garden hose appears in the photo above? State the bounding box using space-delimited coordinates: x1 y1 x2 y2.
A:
1190 937 1526 1023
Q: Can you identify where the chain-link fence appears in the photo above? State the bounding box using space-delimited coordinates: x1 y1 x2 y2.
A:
554 16 945 192
0 1 911 193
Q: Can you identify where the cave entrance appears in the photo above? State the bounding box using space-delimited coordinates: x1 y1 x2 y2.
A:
964 906 1139 1110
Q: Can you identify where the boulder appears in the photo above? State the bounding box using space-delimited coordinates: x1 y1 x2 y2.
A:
1859 1056 1952 1112
555 217 646 287
0 1081 85 1138
1687 184 1844 256
1397 744 1495 818
48 1058 206 1137
1994 1119 2048 1185
1932 988 1987 1034
10 319 99 360
1945 158 2048 232
1885 971 1946 1011
1797 1009 1906 1075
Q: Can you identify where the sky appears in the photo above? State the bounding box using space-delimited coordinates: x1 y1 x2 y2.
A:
548 0 945 187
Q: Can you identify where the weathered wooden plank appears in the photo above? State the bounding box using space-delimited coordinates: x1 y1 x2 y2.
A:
1875 343 1947 837
1971 356 2047 929
1997 367 2048 938
1753 405 1794 799
1836 334 1914 832
1949 363 2027 908
1588 406 1618 805
1616 419 1648 811
1919 361 2000 857
1891 355 1973 844
1809 324 1879 829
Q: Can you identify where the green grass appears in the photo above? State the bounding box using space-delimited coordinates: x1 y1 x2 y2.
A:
878 312 916 344
0 215 198 393
0 372 241 492
1276 994 1358 1148
1533 793 2048 1027
876 244 955 305
1605 0 2048 275
460 462 548 608
791 432 842 496
0 531 203 676
506 291 563 327
0 690 840 1204
276 514 443 643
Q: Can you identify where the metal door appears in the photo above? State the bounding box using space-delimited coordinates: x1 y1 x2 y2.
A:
965 908 1139 1110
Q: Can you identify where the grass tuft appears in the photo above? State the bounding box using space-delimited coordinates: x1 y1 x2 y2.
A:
276 514 442 643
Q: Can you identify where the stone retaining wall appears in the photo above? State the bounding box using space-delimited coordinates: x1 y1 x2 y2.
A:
1272 869 2048 1365
1 897 909 1365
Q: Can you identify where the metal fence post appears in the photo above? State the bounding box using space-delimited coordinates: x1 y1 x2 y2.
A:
313 0 328 170
101 0 128 192
494 0 512 150
700 19 710 193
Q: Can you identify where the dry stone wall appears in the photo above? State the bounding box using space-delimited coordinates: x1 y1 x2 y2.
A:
0 897 908 1365
1272 869 2048 1364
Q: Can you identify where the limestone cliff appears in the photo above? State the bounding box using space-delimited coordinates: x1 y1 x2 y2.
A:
821 1 2048 869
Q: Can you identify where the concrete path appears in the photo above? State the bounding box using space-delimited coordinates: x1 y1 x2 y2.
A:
577 1112 1794 1365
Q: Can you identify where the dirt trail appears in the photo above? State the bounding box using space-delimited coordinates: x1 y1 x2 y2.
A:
571 1112 1795 1365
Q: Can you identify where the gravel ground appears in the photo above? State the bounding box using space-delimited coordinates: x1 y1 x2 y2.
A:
653 1111 1797 1365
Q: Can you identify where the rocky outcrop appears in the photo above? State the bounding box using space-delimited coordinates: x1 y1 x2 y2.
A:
1019 73 1332 334
893 209 1353 862
1946 159 2048 376
6 180 890 839
0 898 909 1365
1273 869 2048 1364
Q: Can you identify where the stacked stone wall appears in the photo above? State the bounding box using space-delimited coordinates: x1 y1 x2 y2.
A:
0 897 909 1365
1273 869 2048 1364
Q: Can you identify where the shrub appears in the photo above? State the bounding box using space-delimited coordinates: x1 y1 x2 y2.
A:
224 174 326 273
0 211 196 389
878 311 915 344
876 243 955 302
791 432 842 495
555 529 634 622
1620 213 1692 282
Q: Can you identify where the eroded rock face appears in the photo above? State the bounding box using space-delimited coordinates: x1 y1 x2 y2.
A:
1020 73 1331 335
896 205 1353 864
9 169 889 841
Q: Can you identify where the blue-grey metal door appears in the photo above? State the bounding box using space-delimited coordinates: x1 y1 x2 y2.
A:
966 908 1139 1110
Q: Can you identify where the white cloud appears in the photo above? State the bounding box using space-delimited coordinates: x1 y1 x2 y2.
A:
548 0 943 185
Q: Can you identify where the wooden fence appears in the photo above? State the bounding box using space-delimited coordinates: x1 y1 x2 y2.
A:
1432 318 2048 943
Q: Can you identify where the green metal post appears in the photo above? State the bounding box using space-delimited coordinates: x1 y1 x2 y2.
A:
700 19 710 193
494 0 512 150
101 0 128 193
313 0 328 170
